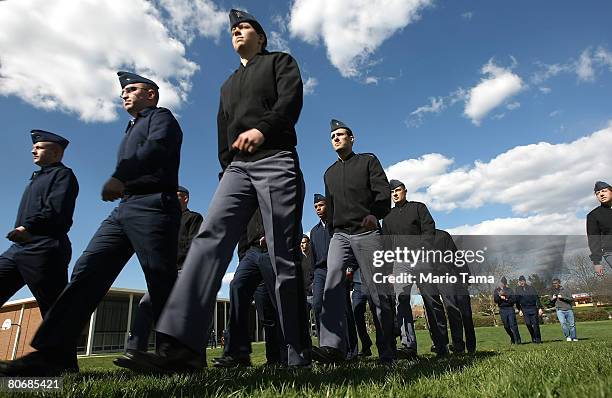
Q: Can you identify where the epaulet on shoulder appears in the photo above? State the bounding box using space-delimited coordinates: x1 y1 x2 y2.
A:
359 153 379 160
408 201 426 206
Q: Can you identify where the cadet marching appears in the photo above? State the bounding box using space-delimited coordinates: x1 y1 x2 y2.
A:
0 9 607 377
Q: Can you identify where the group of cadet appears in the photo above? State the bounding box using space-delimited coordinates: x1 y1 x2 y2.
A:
1 8 610 377
494 275 582 345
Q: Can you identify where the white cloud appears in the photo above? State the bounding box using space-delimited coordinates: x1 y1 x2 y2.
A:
491 113 505 120
532 45 612 84
464 59 524 125
385 153 454 193
576 48 595 82
506 101 520 110
412 97 445 115
406 97 445 127
461 11 473 20
539 87 552 94
531 63 570 84
549 110 561 117
385 125 612 218
0 0 199 122
407 61 523 128
156 0 226 44
288 0 432 77
594 46 612 69
364 76 379 85
447 213 583 235
303 77 318 95
407 89 467 127
222 272 235 285
268 31 292 53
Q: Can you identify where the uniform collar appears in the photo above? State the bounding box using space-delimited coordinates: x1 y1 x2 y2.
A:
239 50 267 69
337 151 355 163
394 199 408 208
137 106 157 118
40 162 64 172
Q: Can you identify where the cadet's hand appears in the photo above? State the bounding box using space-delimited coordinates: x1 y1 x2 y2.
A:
6 226 32 243
259 236 267 248
519 311 523 317
102 177 125 202
538 308 544 316
361 214 378 231
232 129 265 154
594 264 605 276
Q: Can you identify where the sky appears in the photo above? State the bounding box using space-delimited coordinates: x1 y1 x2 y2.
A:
1 0 611 301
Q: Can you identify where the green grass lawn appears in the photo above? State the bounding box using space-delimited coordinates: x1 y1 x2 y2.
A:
8 321 612 397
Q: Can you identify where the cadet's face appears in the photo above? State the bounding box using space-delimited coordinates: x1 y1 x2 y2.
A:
32 142 61 166
391 186 407 204
314 201 327 220
595 188 612 205
330 129 353 153
519 280 526 286
301 238 310 253
552 280 561 288
231 22 263 54
121 83 156 115
177 191 189 211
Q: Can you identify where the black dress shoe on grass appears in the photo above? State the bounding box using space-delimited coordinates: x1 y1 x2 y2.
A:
212 355 252 368
312 346 345 364
0 351 75 377
396 346 418 360
114 340 204 374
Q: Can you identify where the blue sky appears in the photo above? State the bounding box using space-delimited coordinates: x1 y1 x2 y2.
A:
1 0 611 300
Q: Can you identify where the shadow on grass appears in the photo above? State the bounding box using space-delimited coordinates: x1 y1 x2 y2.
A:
63 351 498 397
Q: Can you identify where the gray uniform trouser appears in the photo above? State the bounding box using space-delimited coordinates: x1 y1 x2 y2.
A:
320 230 396 361
603 252 612 269
393 262 418 349
156 151 311 366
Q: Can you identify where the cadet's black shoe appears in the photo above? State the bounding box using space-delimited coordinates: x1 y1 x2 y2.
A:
212 355 251 368
0 351 76 377
435 346 450 357
358 347 372 357
312 346 345 364
114 339 204 374
113 349 143 369
396 346 418 359
449 345 465 354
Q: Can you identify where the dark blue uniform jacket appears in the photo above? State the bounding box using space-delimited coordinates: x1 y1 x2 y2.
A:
112 106 182 194
15 162 78 238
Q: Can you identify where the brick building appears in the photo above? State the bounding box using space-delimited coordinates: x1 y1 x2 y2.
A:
0 288 262 360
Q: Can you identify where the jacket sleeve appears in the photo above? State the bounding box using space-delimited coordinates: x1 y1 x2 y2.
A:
22 169 79 235
536 293 543 309
493 289 502 305
217 98 233 177
515 292 522 311
112 109 182 182
508 289 517 305
368 156 391 220
586 212 602 263
324 175 334 235
418 203 436 249
187 213 204 244
255 53 303 140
